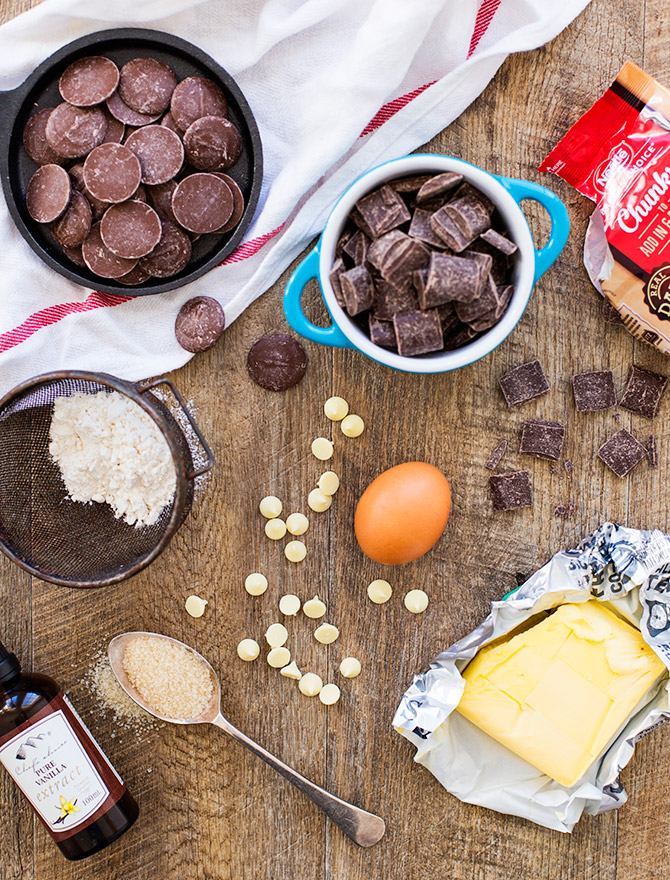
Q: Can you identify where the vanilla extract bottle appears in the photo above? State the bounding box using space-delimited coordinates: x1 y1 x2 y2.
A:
0 640 138 860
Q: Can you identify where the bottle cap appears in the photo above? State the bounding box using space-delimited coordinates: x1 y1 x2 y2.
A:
0 640 21 685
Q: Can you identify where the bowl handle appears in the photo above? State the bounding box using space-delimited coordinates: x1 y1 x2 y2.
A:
495 177 570 284
284 246 354 348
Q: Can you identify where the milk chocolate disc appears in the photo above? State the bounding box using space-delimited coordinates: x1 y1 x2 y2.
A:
172 173 233 234
160 112 181 134
83 143 142 203
246 335 308 392
23 109 65 166
51 191 92 247
102 110 125 144
119 58 177 115
26 164 71 223
59 56 120 107
212 173 245 232
175 296 225 352
139 222 192 278
170 76 228 131
116 263 151 286
183 116 242 171
70 163 107 220
106 91 161 127
125 125 184 185
62 244 86 267
145 180 177 224
82 222 138 278
45 103 107 159
100 200 162 259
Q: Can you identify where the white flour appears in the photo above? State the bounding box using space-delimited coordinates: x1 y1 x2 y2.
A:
49 390 177 527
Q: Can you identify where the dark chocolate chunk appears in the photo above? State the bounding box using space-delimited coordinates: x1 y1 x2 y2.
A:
175 296 225 353
436 301 459 335
367 230 407 272
342 229 370 266
389 174 434 194
480 227 518 255
420 252 485 308
553 502 576 519
354 185 410 239
408 208 447 249
499 360 549 406
340 265 374 316
520 418 565 461
247 334 308 392
469 238 512 285
467 283 513 332
416 172 463 205
429 206 471 251
645 435 658 468
602 298 624 325
379 236 430 286
443 322 480 351
597 429 647 477
564 459 574 474
485 440 507 471
369 315 397 349
490 471 533 511
329 257 347 308
455 274 498 323
572 370 616 412
454 182 495 214
445 196 491 245
619 365 668 419
373 278 418 319
393 310 443 357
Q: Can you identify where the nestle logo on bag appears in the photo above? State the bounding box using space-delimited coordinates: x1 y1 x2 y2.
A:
593 143 634 193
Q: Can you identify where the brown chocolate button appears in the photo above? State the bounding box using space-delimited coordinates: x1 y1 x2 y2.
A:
106 90 161 127
83 143 142 203
139 222 192 278
26 164 71 223
175 296 226 352
102 110 125 144
51 191 92 248
119 58 177 115
171 173 233 234
247 334 308 392
160 111 181 134
183 116 242 171
211 173 245 232
62 244 86 267
59 56 120 107
69 162 107 220
82 222 138 278
125 125 184 185
100 200 162 259
145 179 177 224
45 103 107 159
170 76 228 131
23 109 65 166
115 263 151 286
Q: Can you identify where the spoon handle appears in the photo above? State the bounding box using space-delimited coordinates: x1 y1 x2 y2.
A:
212 713 385 847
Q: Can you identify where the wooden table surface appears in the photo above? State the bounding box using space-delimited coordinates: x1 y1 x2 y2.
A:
2 0 670 878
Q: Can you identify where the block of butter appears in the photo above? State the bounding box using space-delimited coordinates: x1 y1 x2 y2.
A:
456 600 666 787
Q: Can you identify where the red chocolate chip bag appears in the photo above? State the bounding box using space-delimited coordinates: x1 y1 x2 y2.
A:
540 62 670 354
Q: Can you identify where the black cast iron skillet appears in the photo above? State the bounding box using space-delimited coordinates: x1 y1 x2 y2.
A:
0 28 263 296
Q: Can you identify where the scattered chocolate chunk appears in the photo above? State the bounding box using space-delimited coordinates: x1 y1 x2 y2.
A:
645 435 658 468
485 440 507 470
564 459 574 474
416 172 462 204
597 429 647 477
480 227 518 255
602 298 624 324
499 360 549 406
247 334 308 392
373 278 418 319
354 185 410 239
553 502 576 519
490 471 533 511
340 265 375 316
175 296 225 353
520 418 565 460
369 315 397 349
572 370 616 412
619 365 668 419
342 229 370 266
393 310 443 357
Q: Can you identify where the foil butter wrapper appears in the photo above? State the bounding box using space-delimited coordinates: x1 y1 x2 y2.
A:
393 523 670 832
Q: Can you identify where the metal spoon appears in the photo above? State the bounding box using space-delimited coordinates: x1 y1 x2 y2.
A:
108 632 385 847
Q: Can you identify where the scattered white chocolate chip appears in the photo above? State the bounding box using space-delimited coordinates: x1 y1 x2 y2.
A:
340 657 361 679
245 572 268 596
237 639 260 662
267 647 291 668
367 579 392 604
185 595 208 618
303 595 326 619
318 471 340 496
280 661 302 680
298 672 323 696
311 437 334 461
308 488 332 512
314 623 339 644
319 683 341 705
285 540 307 563
341 414 364 437
324 396 349 421
279 594 301 616
265 622 289 648
404 589 429 614
286 512 309 535
259 495 282 518
265 518 287 540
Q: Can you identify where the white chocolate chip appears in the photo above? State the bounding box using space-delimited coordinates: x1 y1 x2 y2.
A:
303 595 326 619
286 512 309 535
284 540 307 563
279 594 301 616
245 572 268 596
367 579 392 604
404 589 429 614
314 623 339 644
259 495 282 518
185 595 208 618
267 646 291 668
298 672 323 696
318 471 340 496
339 657 361 679
324 396 349 421
237 638 260 662
311 437 334 461
265 622 289 647
280 660 302 680
341 414 364 438
319 683 341 705
308 488 332 512
265 518 287 540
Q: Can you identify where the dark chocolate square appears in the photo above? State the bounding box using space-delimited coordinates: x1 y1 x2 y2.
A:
340 265 374 316
499 360 550 406
329 257 347 308
553 502 576 519
480 228 518 255
619 365 668 419
420 253 484 308
429 206 471 252
408 208 448 249
564 459 574 474
455 274 498 323
390 174 434 194
393 310 444 357
342 229 370 266
520 418 565 460
572 370 616 412
369 315 397 349
354 185 410 239
415 172 463 205
367 230 407 273
490 471 533 511
597 429 647 477
373 278 418 319
485 440 507 471
379 237 430 287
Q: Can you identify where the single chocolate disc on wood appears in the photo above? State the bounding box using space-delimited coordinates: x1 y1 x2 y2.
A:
172 173 233 234
102 110 125 144
175 296 226 352
116 263 151 286
139 221 192 278
23 108 65 166
82 222 138 278
119 58 177 115
45 103 107 159
26 164 71 223
170 76 228 131
100 200 162 259
246 334 308 392
106 90 161 127
183 115 242 171
125 125 184 185
83 143 142 203
59 56 120 107
212 173 245 232
51 191 92 248
145 179 177 224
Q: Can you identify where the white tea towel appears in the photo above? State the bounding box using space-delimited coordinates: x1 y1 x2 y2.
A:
0 0 591 394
